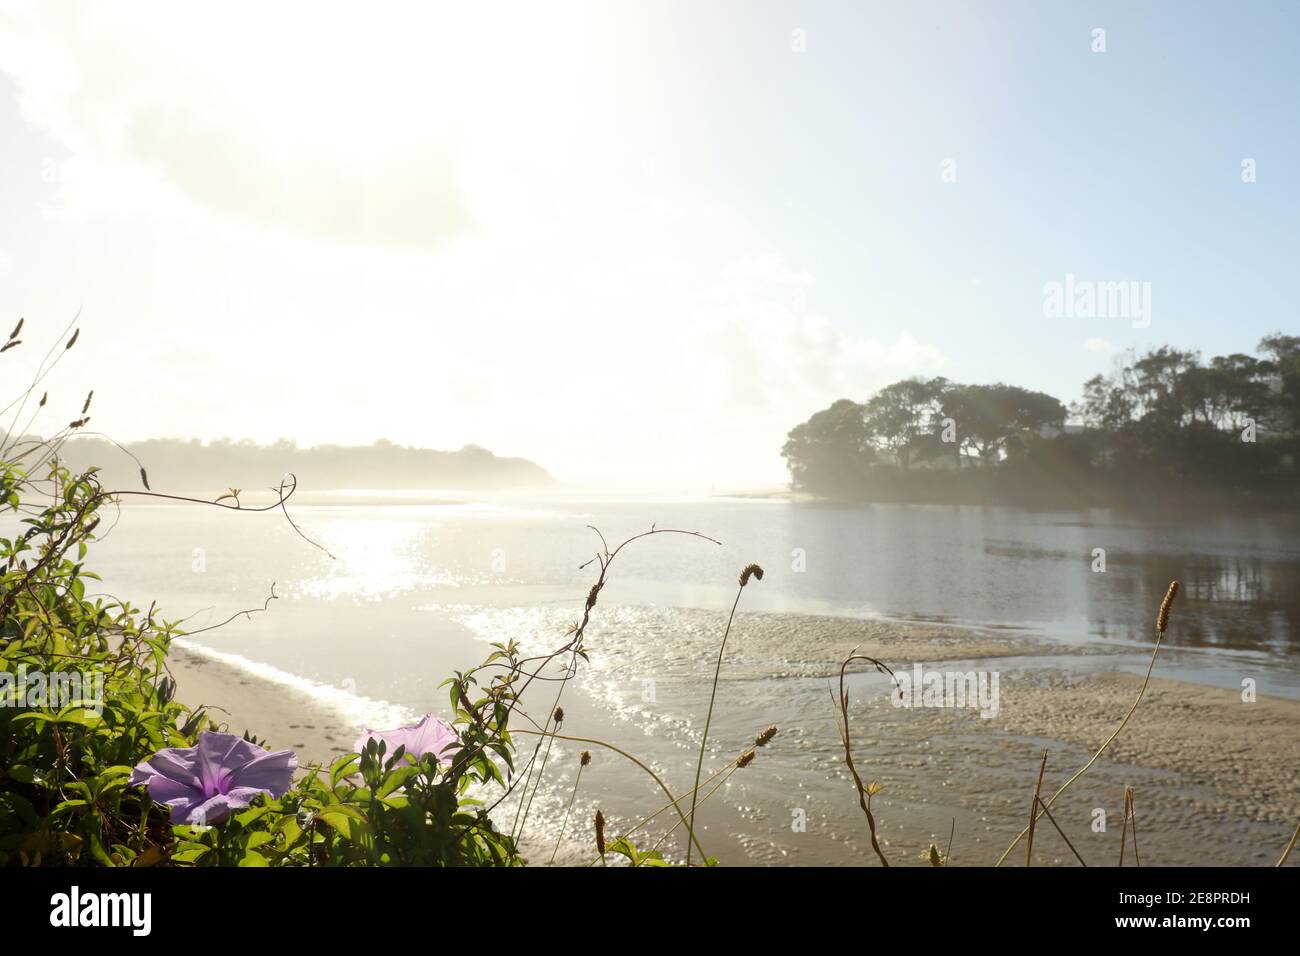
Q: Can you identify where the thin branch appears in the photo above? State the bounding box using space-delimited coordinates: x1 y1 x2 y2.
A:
1277 819 1299 867
686 564 761 867
512 728 710 862
1026 750 1048 866
834 648 898 867
177 583 279 637
1034 797 1089 866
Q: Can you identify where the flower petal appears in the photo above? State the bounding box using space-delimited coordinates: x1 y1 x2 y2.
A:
196 732 268 793
356 714 459 763
180 793 238 826
146 774 205 807
130 746 202 791
164 794 209 824
225 749 297 797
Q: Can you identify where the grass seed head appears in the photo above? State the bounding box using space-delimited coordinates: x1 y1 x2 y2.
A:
1157 580 1179 633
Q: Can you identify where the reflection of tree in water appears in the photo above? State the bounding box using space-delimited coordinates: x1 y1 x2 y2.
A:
1117 552 1300 654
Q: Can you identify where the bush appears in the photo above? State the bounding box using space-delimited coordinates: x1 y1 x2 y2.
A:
0 450 523 866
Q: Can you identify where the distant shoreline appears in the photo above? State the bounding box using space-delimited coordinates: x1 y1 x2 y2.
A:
719 486 1300 517
40 435 556 493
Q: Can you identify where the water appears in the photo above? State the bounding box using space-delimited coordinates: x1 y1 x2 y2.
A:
90 494 1300 663
81 493 1300 864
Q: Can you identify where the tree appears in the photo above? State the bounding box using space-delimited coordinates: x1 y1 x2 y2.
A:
1130 346 1201 426
1259 333 1300 436
781 399 875 493
860 377 949 469
1078 370 1135 431
780 337 1298 502
1177 354 1271 431
940 384 1066 465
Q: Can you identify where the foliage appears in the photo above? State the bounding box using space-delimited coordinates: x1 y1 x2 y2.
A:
783 334 1300 506
781 398 878 495
0 318 526 866
0 447 525 865
52 435 554 493
861 377 950 470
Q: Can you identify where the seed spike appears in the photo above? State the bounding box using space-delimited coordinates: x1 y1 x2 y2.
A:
1156 580 1179 633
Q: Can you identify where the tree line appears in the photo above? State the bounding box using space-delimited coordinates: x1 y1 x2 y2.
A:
44 437 555 493
781 334 1300 508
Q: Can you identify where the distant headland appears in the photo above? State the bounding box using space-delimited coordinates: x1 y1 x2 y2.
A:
48 437 555 492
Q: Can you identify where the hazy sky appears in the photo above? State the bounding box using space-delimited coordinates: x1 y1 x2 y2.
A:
0 1 1296 489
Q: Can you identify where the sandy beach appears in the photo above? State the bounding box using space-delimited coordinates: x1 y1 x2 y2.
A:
164 612 1300 867
167 643 365 767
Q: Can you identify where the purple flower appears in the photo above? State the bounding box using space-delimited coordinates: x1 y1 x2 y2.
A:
353 714 460 766
129 731 297 825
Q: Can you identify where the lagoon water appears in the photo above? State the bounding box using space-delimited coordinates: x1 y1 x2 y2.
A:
85 493 1300 864
91 493 1300 664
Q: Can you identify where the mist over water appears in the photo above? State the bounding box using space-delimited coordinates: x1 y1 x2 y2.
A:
82 494 1300 704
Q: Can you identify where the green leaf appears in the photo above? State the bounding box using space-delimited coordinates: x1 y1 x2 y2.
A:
329 753 360 789
375 765 419 798
316 806 368 842
47 799 90 820
235 804 273 828
169 842 211 864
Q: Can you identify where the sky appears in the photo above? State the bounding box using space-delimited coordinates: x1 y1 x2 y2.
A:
0 0 1296 490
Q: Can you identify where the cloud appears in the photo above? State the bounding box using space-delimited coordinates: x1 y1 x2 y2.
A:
0 7 949 489
1084 337 1118 354
128 105 470 247
0 4 478 246
690 255 949 415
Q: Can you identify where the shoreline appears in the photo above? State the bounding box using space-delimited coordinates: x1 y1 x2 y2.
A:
165 611 1300 865
167 643 381 768
719 488 1300 518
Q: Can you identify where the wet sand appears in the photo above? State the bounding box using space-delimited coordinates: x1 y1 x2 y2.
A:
167 644 362 766
997 672 1299 836
165 613 1300 867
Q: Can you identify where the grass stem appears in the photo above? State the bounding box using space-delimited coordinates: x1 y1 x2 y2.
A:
685 582 744 866
513 728 710 861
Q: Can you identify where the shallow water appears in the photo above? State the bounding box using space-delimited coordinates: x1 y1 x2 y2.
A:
87 493 1300 664
80 493 1300 864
